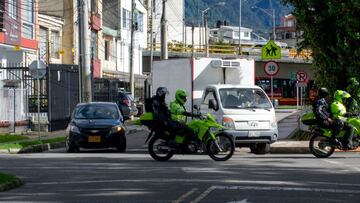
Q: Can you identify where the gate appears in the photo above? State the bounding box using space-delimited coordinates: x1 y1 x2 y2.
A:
47 64 79 131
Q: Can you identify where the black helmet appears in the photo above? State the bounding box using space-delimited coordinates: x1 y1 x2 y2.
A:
156 87 169 98
318 87 329 98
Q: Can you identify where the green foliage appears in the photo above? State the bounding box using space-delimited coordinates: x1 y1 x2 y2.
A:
282 0 360 92
0 135 29 144
0 173 17 184
291 130 311 140
0 137 65 150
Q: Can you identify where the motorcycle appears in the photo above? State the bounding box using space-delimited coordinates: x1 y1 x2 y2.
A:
134 107 235 161
301 112 360 158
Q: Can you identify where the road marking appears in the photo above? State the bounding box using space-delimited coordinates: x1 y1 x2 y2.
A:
190 186 216 203
189 184 360 202
172 188 198 203
323 159 360 172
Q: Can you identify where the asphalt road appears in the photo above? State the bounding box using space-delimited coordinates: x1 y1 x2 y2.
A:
1 131 360 203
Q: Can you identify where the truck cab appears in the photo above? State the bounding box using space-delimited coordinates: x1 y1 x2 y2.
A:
200 84 278 154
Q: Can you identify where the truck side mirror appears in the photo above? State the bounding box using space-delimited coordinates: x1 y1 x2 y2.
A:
208 99 218 111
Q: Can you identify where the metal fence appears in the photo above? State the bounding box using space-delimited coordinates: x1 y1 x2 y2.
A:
0 88 28 132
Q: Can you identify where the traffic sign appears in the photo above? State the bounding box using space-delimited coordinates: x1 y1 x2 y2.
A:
296 71 308 83
261 40 281 60
29 60 47 79
264 61 279 76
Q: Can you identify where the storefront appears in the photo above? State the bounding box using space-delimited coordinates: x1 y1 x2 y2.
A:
255 61 314 105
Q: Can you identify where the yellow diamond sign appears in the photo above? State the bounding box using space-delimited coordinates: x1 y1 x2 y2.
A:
261 40 281 60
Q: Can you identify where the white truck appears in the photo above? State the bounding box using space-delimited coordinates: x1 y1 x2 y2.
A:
152 57 278 154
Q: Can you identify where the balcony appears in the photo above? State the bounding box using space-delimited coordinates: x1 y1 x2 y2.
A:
91 13 101 31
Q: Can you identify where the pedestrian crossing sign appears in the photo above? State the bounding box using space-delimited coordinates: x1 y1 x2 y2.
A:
261 40 281 60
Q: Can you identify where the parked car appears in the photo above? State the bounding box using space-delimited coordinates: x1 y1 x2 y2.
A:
117 92 138 120
65 102 126 152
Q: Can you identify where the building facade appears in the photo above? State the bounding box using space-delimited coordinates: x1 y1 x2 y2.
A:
275 14 302 48
0 0 38 66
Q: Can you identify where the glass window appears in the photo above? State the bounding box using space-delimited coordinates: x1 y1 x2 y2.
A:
22 23 34 39
244 32 249 37
136 12 143 32
51 31 60 59
9 0 16 19
105 40 110 60
91 31 98 59
219 88 272 109
122 8 131 30
39 27 47 61
23 0 34 23
74 104 120 119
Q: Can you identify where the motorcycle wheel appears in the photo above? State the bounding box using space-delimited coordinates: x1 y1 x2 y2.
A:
309 134 335 158
206 133 235 161
148 136 174 161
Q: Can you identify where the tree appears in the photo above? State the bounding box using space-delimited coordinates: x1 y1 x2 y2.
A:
282 0 360 92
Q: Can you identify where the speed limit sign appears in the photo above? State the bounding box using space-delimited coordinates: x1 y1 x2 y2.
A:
264 61 280 76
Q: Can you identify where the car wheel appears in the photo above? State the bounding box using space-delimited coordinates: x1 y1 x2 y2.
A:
65 136 79 153
251 143 270 155
116 137 127 152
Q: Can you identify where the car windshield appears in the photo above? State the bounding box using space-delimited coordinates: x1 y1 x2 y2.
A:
74 104 120 119
219 88 272 109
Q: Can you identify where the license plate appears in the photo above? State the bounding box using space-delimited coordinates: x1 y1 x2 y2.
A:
248 131 260 137
88 136 101 143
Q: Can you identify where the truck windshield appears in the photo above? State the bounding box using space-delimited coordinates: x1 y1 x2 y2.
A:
219 88 272 109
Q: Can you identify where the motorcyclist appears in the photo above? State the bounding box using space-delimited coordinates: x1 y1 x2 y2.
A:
170 89 200 123
331 90 355 149
152 87 195 147
314 87 342 144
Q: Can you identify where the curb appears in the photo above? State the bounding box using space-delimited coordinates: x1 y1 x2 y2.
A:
270 146 310 154
0 177 24 192
0 127 145 154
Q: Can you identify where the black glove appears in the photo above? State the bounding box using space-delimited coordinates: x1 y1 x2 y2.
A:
345 112 357 117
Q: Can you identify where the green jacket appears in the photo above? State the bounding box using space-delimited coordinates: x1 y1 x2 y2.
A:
170 100 186 122
331 101 347 120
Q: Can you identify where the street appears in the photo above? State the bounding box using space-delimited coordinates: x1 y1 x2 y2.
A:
1 131 360 203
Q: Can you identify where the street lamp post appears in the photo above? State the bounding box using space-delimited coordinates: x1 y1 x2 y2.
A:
201 2 225 57
251 6 276 40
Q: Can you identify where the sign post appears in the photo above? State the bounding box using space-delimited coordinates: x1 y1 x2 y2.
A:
264 61 280 105
296 71 308 109
29 56 47 140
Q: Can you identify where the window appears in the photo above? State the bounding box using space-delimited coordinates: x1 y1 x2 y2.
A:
8 0 16 19
201 89 218 110
105 40 110 61
22 23 34 39
244 32 249 37
122 8 131 30
39 27 47 61
135 11 143 32
91 31 98 59
51 31 60 59
22 0 34 39
0 0 4 30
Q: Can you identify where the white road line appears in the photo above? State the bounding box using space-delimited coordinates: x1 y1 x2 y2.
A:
172 188 198 203
189 184 360 202
323 159 360 172
190 186 216 203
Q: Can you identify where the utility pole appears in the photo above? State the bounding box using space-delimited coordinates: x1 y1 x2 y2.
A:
191 25 194 58
81 0 92 102
238 0 242 55
204 11 209 57
77 0 83 102
129 0 135 97
160 0 168 59
150 0 154 86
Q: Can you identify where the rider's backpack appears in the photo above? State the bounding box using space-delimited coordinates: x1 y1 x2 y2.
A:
144 97 154 112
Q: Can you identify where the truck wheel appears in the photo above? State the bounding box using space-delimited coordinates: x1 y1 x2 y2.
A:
251 143 270 155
